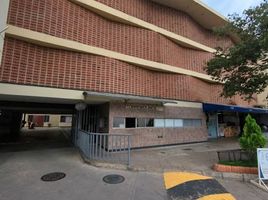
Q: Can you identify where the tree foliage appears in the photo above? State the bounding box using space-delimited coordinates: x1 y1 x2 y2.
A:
205 1 268 100
239 114 266 160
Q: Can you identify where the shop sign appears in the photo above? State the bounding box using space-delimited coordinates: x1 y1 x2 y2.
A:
125 104 156 111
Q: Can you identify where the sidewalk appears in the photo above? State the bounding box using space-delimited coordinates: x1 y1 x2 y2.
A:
129 138 240 173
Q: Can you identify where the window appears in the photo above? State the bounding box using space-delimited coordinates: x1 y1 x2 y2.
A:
165 119 174 127
137 118 146 127
112 117 201 129
192 119 202 127
113 117 125 128
154 119 165 127
28 115 33 122
137 118 154 127
44 115 49 122
183 119 202 127
174 119 183 127
125 118 136 128
60 116 72 123
146 118 154 127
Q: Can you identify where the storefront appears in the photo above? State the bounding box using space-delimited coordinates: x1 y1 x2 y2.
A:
203 103 268 139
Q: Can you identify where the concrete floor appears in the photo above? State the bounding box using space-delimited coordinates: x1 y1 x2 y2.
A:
0 147 168 200
0 128 268 200
219 179 268 200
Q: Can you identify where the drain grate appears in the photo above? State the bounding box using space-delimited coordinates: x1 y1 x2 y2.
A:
103 174 125 184
41 172 66 182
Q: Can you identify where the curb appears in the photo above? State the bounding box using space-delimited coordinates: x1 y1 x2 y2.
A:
213 163 258 174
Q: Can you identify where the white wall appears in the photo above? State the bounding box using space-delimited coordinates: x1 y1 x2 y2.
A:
0 0 10 65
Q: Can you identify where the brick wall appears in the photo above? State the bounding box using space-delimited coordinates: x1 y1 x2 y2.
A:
0 0 253 106
1 37 253 106
7 0 214 74
96 0 234 49
109 102 207 148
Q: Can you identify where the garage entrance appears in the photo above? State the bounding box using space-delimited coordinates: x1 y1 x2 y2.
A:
0 101 75 152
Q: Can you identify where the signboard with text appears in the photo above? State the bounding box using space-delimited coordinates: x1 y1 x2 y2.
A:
257 148 268 180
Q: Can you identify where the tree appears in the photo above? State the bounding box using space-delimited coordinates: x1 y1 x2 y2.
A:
205 1 268 100
239 114 266 161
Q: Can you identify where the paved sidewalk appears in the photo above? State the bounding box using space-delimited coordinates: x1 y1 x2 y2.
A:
130 138 241 173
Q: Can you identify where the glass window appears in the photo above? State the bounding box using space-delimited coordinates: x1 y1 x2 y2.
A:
154 119 165 127
126 118 136 128
137 118 146 127
65 116 72 123
193 119 202 127
183 119 202 127
146 118 154 127
113 117 125 128
174 119 183 127
60 116 66 122
183 119 192 127
28 115 33 122
165 119 174 127
44 115 49 122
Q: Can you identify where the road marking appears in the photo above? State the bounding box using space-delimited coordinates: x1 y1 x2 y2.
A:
164 172 212 190
164 172 236 200
197 193 235 200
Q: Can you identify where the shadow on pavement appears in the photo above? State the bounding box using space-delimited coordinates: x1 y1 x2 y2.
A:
0 127 72 153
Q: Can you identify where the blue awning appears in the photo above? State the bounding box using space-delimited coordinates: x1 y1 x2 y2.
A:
203 103 268 114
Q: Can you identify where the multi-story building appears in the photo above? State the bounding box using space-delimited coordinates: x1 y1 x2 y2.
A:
0 0 267 147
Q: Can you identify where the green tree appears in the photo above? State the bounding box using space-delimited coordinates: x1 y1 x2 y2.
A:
239 114 266 160
205 1 268 100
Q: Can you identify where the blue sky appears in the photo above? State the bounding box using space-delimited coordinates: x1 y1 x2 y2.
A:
201 0 264 17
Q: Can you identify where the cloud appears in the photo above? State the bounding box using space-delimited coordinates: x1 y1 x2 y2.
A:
201 0 263 16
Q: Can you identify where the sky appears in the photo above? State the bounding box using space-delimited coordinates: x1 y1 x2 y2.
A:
201 0 264 17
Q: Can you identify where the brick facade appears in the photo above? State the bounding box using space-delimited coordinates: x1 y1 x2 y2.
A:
0 0 255 147
109 102 207 148
95 0 233 49
1 0 252 106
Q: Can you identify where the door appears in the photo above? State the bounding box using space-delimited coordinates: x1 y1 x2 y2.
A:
208 113 218 139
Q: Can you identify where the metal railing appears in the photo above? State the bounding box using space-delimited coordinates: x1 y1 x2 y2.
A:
77 130 131 165
217 149 251 162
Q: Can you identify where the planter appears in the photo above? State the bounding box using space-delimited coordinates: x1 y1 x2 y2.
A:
213 163 258 174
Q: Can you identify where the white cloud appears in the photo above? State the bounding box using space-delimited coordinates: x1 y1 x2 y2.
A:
201 0 263 17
